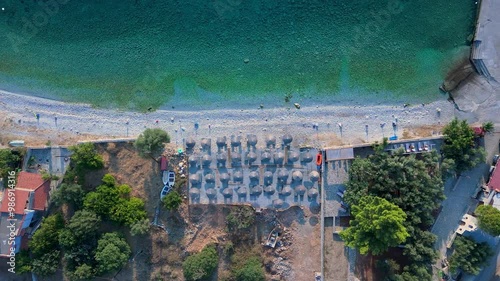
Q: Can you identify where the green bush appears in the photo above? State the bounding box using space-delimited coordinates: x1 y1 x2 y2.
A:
226 206 255 231
29 214 65 257
183 244 219 281
476 205 500 236
31 251 60 277
69 142 104 171
233 257 265 281
163 191 183 211
95 233 131 274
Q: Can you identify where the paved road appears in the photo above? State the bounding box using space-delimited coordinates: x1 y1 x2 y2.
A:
431 164 489 274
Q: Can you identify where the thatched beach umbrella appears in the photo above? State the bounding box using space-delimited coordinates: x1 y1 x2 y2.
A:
308 188 319 198
231 136 241 147
264 171 273 181
219 173 230 183
186 137 196 149
264 186 276 194
247 151 257 163
237 186 247 196
288 151 299 162
249 171 259 180
282 134 293 145
231 152 241 163
216 153 227 164
295 185 307 196
188 155 198 166
202 154 212 166
302 151 313 163
274 151 285 165
250 185 263 195
233 170 243 182
292 171 303 182
201 138 211 150
261 151 271 162
216 136 227 148
309 171 320 182
278 169 289 181
247 134 258 147
273 199 284 208
281 186 292 196
206 188 217 197
223 188 233 197
205 173 215 183
266 135 276 146
189 188 200 197
189 174 200 185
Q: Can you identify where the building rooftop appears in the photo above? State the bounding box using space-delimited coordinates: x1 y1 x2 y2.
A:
456 214 478 235
488 161 500 192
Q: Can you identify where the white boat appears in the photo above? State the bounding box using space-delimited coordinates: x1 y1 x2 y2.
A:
160 185 172 200
9 140 25 147
162 171 175 186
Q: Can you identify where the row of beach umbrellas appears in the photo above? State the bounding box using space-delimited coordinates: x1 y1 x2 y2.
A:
189 186 318 198
189 170 320 185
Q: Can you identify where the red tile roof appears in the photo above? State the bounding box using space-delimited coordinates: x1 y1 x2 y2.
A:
489 161 500 192
0 172 50 215
16 171 45 191
0 189 30 215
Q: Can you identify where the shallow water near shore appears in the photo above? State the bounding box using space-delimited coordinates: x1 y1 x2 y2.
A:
0 0 477 111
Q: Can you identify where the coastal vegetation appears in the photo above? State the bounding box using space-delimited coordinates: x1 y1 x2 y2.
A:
343 141 445 279
449 236 492 275
183 244 219 281
442 118 486 175
134 128 171 159
475 205 500 236
162 190 183 211
340 196 409 255
0 148 21 178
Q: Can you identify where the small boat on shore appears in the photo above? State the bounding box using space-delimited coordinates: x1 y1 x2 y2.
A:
162 170 175 187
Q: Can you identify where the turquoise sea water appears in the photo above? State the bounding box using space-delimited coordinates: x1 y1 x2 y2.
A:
0 0 477 110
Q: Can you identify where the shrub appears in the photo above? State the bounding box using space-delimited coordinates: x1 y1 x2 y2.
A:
163 191 183 211
183 244 219 281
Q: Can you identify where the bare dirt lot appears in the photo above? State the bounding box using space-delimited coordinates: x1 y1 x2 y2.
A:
80 142 322 281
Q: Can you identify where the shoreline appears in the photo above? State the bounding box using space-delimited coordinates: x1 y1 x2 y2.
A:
0 89 456 148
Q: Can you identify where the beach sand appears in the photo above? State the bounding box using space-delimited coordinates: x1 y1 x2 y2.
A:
0 90 457 148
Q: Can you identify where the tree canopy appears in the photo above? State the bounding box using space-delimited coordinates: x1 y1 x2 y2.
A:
29 213 65 257
69 142 104 171
95 232 131 274
476 205 500 236
0 148 20 178
226 206 255 231
130 218 150 236
51 183 85 209
162 190 183 211
134 128 170 158
344 149 444 279
442 119 485 174
183 244 219 281
340 196 409 255
111 197 147 226
31 251 60 277
67 210 101 240
233 256 265 281
449 236 492 275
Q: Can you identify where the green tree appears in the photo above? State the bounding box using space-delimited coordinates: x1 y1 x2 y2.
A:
183 244 219 281
340 196 409 255
233 257 265 281
67 210 101 240
130 218 150 236
31 251 60 277
481 121 494 133
226 206 255 231
0 148 20 178
69 264 95 281
69 142 104 171
14 250 32 274
134 128 170 159
476 205 500 236
162 190 183 211
51 183 85 208
95 232 131 274
29 213 65 257
449 236 492 275
442 119 486 174
111 197 147 226
84 183 120 217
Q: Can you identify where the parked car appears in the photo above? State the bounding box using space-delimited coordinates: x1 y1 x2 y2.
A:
493 154 499 165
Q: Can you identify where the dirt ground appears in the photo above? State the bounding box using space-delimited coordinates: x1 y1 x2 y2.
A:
75 142 322 281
